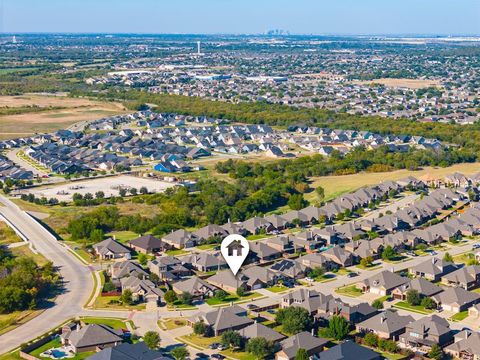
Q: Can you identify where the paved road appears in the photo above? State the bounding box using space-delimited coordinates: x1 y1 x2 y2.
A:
0 195 93 353
5 148 48 177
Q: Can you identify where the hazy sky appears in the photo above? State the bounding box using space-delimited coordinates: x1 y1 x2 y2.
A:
2 0 479 35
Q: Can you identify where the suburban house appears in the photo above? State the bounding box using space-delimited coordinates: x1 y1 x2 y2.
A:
162 229 199 249
281 289 333 315
321 246 354 267
86 342 168 360
399 315 453 352
182 253 228 272
93 238 131 260
357 270 409 296
356 310 414 340
172 276 217 299
109 261 148 280
148 256 191 281
276 331 329 360
315 298 377 325
188 305 253 336
432 287 480 312
238 323 286 342
442 265 480 290
249 241 282 262
445 330 480 360
128 234 171 254
316 341 381 360
391 278 443 300
61 323 124 353
409 258 458 281
120 276 164 306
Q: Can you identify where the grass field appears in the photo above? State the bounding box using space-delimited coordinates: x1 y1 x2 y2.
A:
335 285 363 297
0 94 127 140
450 310 469 322
307 162 480 203
80 316 132 330
160 318 188 330
0 221 22 245
352 78 441 89
9 243 49 266
393 301 434 315
93 295 146 311
205 292 262 306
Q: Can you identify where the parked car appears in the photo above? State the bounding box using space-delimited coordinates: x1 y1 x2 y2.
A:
217 345 227 351
211 354 225 360
209 343 220 350
473 243 480 249
196 353 209 359
347 272 358 278
305 277 314 282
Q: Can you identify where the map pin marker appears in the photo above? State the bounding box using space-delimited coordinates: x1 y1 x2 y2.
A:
221 234 250 275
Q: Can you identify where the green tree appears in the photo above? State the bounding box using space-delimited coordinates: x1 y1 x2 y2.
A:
381 245 396 261
320 315 350 341
246 337 274 360
427 344 444 360
143 331 160 350
295 348 309 360
309 266 325 279
372 299 384 310
236 287 246 297
288 194 307 211
221 330 243 349
180 291 193 305
138 253 148 266
364 332 378 347
406 289 421 306
276 307 312 335
315 186 325 201
171 346 189 360
120 289 133 305
443 252 453 263
193 321 207 336
215 289 228 301
164 290 177 304
421 297 437 310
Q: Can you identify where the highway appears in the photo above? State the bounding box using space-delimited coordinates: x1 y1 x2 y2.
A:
0 195 93 353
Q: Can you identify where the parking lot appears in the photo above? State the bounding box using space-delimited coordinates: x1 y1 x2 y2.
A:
17 175 176 202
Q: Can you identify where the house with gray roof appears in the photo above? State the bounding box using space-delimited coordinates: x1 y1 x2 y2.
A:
109 260 148 280
270 259 307 279
432 287 480 312
61 323 123 353
321 245 354 267
357 270 408 296
172 276 217 299
316 341 381 360
239 322 286 342
193 224 228 241
128 234 171 254
315 298 377 325
182 252 228 272
442 265 480 290
281 289 332 315
120 276 164 305
93 238 131 260
409 257 459 281
249 241 282 262
86 342 168 360
242 217 274 235
264 214 290 230
445 330 480 360
391 278 443 300
399 315 453 352
276 331 329 360
356 309 414 340
188 305 253 336
162 229 199 249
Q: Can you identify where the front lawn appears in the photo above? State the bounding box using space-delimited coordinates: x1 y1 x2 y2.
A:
335 285 362 298
206 292 262 306
450 311 469 322
246 234 269 241
197 244 218 250
29 337 95 359
266 285 289 293
221 349 257 360
179 334 221 349
393 301 434 315
167 300 198 310
160 318 188 330
80 317 132 330
105 231 139 244
93 295 146 310
166 249 189 256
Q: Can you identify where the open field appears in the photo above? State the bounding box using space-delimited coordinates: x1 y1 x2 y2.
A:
0 94 127 139
16 175 176 202
0 221 22 245
307 162 480 203
352 78 441 89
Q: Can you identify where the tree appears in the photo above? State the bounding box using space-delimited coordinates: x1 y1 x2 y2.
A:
427 344 444 360
276 307 312 335
364 332 378 347
421 297 437 310
171 346 189 360
315 186 325 201
308 266 325 279
288 194 307 211
164 290 177 304
372 299 384 310
180 291 193 305
95 191 105 199
140 186 148 195
138 253 148 266
221 330 243 349
143 331 160 350
246 337 274 360
443 252 454 263
215 289 228 301
295 348 309 360
406 289 421 306
320 315 350 341
360 257 373 268
120 289 133 305
103 281 116 292
193 321 207 336
236 287 246 297
381 245 396 261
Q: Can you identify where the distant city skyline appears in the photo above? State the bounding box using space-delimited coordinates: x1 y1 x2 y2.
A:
1 0 479 35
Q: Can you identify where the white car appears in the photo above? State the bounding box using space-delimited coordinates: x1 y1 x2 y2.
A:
305 277 314 282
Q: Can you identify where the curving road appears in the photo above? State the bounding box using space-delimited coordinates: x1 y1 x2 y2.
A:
0 195 93 353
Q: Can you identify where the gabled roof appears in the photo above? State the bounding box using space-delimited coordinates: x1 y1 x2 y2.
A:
238 322 286 342
357 309 414 335
87 341 169 360
63 324 123 348
317 341 381 360
93 238 131 256
128 234 164 251
279 331 329 359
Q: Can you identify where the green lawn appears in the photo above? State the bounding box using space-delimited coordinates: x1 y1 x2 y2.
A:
197 244 218 250
450 311 469 322
221 349 257 360
93 295 146 310
393 301 434 315
453 252 476 265
356 264 382 271
167 300 198 310
335 285 363 298
106 231 139 244
266 285 289 293
29 337 95 359
166 249 189 256
179 334 221 349
160 318 187 330
246 234 269 241
206 292 262 306
80 317 132 330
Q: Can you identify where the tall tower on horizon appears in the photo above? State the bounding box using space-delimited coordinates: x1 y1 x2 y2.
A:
12 35 17 44
197 41 201 55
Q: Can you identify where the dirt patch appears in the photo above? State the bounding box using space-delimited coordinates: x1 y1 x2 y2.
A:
352 78 441 89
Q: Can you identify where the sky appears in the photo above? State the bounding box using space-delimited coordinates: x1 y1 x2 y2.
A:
1 0 480 35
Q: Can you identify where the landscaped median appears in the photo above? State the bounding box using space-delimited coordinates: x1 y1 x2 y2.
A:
449 310 469 322
206 291 264 306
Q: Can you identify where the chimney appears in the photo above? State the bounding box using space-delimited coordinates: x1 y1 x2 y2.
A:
380 315 386 324
76 323 80 332
311 328 315 336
